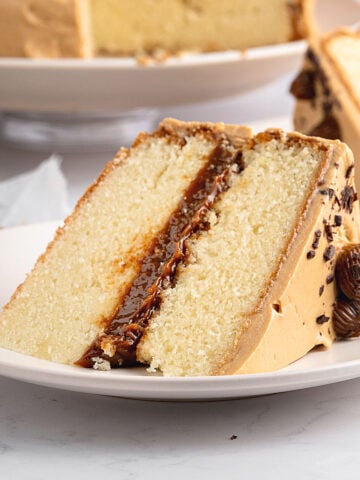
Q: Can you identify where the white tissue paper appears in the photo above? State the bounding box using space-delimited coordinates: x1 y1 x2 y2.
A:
0 155 70 228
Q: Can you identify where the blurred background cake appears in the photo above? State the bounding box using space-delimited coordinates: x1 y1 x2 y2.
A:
0 0 309 58
291 28 360 189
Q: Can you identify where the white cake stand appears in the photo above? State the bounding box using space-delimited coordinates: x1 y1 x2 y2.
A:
0 41 306 151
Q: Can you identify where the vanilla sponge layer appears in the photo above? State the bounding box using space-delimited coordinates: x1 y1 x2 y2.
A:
91 0 299 55
0 134 216 363
138 140 321 376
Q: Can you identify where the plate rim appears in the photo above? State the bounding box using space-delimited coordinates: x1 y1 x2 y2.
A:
0 40 305 70
2 201 360 399
1 342 360 384
1 344 360 400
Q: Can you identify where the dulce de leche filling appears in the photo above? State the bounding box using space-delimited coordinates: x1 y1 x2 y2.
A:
77 143 244 368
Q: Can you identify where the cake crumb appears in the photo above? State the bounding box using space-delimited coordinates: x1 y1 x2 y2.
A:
100 339 117 357
92 357 111 371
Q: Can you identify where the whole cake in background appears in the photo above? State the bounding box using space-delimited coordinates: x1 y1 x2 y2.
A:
0 0 310 58
0 118 359 376
291 28 360 190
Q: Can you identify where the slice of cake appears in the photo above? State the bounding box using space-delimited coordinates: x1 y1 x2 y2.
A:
0 119 359 376
0 0 308 58
291 28 360 190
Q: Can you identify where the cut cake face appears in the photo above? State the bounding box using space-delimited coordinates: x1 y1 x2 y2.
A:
291 28 360 190
0 119 359 376
90 0 307 56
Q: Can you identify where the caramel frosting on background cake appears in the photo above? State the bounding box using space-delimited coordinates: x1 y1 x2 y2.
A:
0 0 308 58
0 119 359 376
291 28 360 191
0 0 92 58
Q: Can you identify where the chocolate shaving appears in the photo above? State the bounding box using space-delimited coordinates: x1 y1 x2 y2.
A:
324 224 333 242
345 165 354 179
340 185 357 214
323 245 336 261
334 215 342 227
312 229 322 250
316 314 330 325
319 285 325 296
319 188 334 199
307 250 316 259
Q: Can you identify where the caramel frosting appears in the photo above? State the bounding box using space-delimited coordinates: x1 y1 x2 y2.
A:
215 131 360 375
0 0 91 58
292 29 360 191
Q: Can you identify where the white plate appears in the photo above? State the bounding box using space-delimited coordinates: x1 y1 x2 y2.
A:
1 221 360 401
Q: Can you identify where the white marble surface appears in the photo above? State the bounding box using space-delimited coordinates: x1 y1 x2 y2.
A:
1 375 360 479
2 74 360 478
